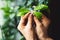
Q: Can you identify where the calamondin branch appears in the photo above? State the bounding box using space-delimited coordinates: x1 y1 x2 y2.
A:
17 4 48 20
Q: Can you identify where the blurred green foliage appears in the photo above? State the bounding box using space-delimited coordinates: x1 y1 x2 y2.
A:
0 0 48 40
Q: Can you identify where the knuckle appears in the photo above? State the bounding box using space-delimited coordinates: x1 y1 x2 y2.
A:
26 25 32 29
17 25 24 31
17 26 20 31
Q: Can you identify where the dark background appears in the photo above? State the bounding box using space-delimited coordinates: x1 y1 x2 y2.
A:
48 0 60 40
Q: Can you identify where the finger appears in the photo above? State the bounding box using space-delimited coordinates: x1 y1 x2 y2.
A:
21 12 30 20
34 16 43 35
34 16 42 26
41 15 50 27
17 13 30 30
26 14 33 28
20 12 30 26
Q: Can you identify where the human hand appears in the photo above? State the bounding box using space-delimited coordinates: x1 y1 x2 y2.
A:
34 15 53 40
17 13 37 40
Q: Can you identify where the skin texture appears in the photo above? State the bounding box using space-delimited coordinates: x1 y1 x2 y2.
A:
17 12 53 40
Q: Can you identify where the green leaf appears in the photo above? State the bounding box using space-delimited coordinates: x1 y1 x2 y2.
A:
34 11 42 19
19 7 29 12
1 6 10 12
17 12 27 16
17 7 29 16
34 4 48 10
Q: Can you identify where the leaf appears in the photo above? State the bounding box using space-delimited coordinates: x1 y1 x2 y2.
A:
38 0 45 4
17 7 29 16
17 12 27 16
34 11 42 19
34 4 48 10
1 6 10 12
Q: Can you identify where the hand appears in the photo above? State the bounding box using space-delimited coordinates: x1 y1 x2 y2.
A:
17 13 37 40
34 15 53 40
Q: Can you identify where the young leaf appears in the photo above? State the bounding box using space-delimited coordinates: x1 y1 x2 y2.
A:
34 11 42 19
34 4 48 10
19 7 29 12
17 7 29 16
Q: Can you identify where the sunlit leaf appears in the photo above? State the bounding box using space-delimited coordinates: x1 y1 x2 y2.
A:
17 7 29 16
34 11 42 19
34 4 48 10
